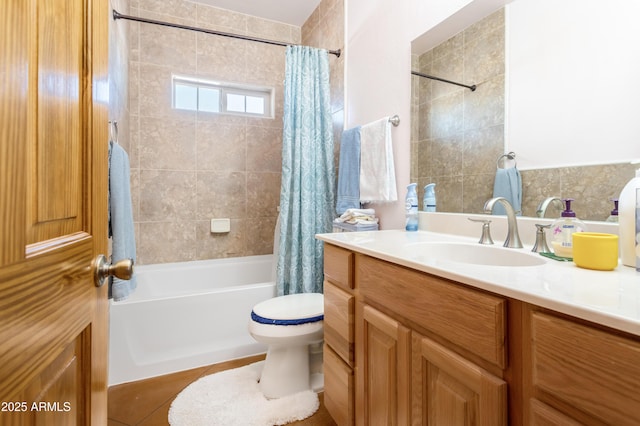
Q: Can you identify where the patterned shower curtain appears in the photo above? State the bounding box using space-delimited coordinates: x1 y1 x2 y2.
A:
276 46 335 295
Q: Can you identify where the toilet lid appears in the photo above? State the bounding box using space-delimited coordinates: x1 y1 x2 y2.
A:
251 293 324 326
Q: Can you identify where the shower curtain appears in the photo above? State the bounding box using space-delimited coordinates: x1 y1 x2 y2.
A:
276 46 335 295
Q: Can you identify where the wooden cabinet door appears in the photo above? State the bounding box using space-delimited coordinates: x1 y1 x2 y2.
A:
357 304 411 426
529 399 582 426
324 344 354 426
414 334 507 426
0 0 109 424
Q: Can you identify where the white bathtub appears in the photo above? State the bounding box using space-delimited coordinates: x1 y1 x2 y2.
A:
108 255 276 386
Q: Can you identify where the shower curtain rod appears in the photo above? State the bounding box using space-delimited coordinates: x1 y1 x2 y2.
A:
411 70 476 92
113 10 341 58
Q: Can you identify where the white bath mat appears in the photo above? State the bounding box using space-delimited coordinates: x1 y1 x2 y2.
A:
168 361 319 426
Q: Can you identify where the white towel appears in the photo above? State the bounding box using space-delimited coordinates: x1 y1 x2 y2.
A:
334 208 378 224
359 117 397 203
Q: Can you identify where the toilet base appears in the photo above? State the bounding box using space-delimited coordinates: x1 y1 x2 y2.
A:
259 344 310 399
311 372 324 393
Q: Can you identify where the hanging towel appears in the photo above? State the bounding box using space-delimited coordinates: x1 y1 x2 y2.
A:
359 117 397 203
336 126 361 214
108 141 137 301
492 167 522 216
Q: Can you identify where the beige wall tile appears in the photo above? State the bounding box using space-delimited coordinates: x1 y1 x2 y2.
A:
139 24 197 71
137 221 197 264
139 170 197 221
139 117 196 170
246 126 282 173
196 171 247 219
246 172 281 218
196 121 247 172
196 219 246 259
129 0 344 265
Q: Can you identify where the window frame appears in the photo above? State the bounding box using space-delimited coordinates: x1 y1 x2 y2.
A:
172 75 274 118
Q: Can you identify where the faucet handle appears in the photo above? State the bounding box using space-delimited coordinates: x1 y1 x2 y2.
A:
468 218 494 245
532 223 552 253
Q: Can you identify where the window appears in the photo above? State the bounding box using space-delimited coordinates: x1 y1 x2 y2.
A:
172 76 273 118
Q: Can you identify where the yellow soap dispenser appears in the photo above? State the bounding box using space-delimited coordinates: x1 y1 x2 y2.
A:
550 198 586 258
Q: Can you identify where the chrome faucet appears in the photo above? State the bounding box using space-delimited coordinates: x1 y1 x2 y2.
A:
483 197 523 248
536 196 563 218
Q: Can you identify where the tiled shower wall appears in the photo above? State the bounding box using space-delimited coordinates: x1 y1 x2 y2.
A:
129 0 344 265
109 0 130 158
411 8 636 221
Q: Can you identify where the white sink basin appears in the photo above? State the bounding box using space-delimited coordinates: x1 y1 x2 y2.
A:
404 242 547 267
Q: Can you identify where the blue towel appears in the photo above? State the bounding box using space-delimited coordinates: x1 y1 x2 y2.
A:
108 142 137 301
492 167 522 216
336 126 361 214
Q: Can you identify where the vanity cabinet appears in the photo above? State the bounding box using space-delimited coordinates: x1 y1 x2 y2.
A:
523 307 640 425
323 244 356 425
322 242 640 425
356 252 508 426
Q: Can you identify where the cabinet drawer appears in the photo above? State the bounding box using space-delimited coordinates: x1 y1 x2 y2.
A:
530 312 640 425
324 244 354 289
324 281 354 365
324 344 354 426
357 254 506 368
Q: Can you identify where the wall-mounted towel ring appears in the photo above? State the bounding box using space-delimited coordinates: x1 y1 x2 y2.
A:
109 120 119 144
497 152 516 169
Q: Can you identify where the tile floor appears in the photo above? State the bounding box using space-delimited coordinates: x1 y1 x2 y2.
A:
107 354 337 426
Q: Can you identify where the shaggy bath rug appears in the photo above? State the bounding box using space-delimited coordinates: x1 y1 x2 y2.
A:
168 361 319 426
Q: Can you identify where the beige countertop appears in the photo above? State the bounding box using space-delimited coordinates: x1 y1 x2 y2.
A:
317 213 640 337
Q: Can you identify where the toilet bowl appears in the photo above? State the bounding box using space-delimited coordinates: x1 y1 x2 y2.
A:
248 292 324 399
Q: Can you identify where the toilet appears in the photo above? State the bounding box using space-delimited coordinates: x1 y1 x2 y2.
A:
248 215 324 398
249 292 324 398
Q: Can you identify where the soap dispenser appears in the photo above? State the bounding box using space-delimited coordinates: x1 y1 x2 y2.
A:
405 183 418 231
606 198 619 222
550 198 586 258
423 183 436 212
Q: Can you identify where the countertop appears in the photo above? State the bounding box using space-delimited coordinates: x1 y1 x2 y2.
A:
316 227 640 337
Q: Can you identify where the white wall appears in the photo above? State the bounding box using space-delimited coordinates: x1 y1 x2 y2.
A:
345 0 411 229
346 0 507 228
506 0 640 169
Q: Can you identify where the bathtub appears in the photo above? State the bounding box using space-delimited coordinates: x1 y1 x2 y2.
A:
108 255 276 386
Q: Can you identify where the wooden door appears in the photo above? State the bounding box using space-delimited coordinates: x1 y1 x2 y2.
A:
415 334 507 426
357 304 411 426
0 0 109 424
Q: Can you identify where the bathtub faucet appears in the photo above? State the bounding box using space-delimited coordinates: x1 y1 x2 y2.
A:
483 197 523 248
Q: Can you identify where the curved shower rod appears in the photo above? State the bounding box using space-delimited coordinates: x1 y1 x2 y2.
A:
411 70 476 92
113 10 341 58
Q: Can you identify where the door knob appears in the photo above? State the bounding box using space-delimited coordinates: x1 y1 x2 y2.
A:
93 254 134 287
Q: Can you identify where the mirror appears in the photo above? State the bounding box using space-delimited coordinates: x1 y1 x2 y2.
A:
410 0 639 221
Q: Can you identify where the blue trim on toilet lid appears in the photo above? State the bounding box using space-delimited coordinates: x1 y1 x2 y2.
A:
251 310 324 326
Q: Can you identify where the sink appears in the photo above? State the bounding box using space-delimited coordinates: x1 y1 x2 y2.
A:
404 242 547 267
